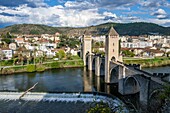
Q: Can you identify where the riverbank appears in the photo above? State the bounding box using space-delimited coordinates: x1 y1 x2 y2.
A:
123 57 170 68
0 60 84 75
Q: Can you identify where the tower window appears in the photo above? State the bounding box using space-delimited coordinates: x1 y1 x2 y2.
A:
113 43 114 46
113 49 114 52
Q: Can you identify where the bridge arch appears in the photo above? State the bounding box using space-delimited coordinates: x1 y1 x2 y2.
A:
110 66 119 83
149 88 164 100
148 89 164 112
111 56 116 62
100 62 105 76
124 76 140 94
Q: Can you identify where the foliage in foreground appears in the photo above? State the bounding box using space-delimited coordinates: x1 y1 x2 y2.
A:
159 85 170 101
87 101 112 113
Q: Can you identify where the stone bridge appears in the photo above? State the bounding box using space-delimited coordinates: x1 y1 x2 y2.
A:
85 54 168 109
81 27 169 109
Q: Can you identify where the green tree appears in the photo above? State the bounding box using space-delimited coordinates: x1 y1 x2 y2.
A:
1 38 11 44
159 85 170 100
58 35 69 47
6 32 12 38
27 64 36 72
94 42 100 47
122 50 135 57
87 101 111 113
56 50 66 60
13 58 18 65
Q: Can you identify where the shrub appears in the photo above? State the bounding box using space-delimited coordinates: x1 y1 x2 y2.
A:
1 68 15 74
55 50 66 60
51 62 60 68
27 64 36 72
70 55 81 60
36 65 46 72
87 101 111 113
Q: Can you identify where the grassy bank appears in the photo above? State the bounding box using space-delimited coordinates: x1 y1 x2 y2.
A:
0 60 84 75
123 57 170 68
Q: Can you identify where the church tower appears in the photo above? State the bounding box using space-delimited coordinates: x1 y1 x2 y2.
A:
105 27 121 83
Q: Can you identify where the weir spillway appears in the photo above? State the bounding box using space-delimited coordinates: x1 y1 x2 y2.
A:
0 92 129 113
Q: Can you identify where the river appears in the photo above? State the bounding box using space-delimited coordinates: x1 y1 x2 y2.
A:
0 68 129 113
0 66 169 112
143 65 170 73
0 68 99 92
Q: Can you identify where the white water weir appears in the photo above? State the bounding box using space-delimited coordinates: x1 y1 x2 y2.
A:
0 92 129 112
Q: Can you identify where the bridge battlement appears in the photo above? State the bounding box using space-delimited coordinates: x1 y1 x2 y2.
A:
153 73 170 82
124 64 141 69
153 73 170 77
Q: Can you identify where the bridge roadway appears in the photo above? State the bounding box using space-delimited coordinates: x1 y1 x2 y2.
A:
128 66 168 85
113 61 169 86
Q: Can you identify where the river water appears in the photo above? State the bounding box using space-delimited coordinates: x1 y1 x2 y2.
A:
0 66 169 112
0 68 129 113
143 65 170 73
0 68 100 92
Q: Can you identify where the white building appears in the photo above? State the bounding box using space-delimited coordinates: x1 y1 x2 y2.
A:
120 36 127 42
0 48 13 59
92 36 105 42
148 35 163 40
121 41 153 48
70 49 78 56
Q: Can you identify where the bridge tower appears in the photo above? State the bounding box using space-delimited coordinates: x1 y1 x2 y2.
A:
105 27 122 83
82 32 92 66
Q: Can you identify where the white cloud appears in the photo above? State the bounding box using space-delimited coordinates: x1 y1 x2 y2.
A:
63 0 138 10
0 0 170 27
0 5 110 27
103 12 117 18
151 9 168 19
155 9 166 15
148 18 170 26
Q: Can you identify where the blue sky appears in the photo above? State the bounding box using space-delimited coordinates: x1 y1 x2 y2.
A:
0 0 170 28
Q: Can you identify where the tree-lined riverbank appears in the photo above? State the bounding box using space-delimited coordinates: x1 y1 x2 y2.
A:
0 60 84 75
123 57 170 68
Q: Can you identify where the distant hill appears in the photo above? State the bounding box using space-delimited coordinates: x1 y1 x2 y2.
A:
0 22 170 36
0 24 61 35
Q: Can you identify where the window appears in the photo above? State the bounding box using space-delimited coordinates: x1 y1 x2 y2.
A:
113 43 114 46
113 49 114 52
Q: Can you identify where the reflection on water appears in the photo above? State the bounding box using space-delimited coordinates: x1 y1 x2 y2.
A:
0 68 131 113
0 67 117 94
0 68 84 92
2 66 168 112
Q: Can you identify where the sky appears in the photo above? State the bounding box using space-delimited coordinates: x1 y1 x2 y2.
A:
0 0 170 28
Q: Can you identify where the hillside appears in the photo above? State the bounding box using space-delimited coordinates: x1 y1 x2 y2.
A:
64 22 170 36
0 22 170 36
0 24 61 35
